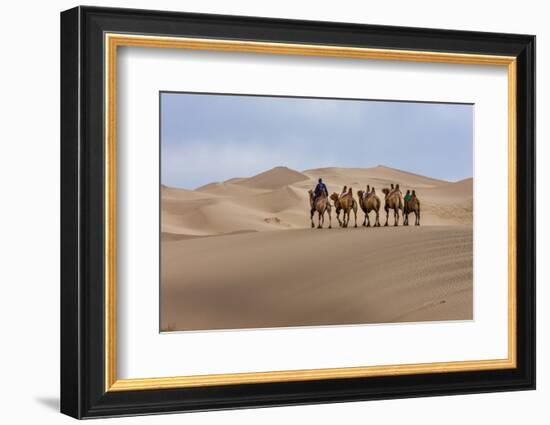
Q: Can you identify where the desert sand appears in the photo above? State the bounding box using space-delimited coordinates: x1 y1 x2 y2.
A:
161 165 473 331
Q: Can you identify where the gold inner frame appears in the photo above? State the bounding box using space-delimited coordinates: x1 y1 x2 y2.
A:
104 33 517 392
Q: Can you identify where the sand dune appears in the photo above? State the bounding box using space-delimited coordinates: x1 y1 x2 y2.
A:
161 184 213 201
421 178 473 201
303 165 449 189
419 178 473 225
161 225 472 331
235 166 310 190
238 185 306 213
195 181 268 197
161 165 473 331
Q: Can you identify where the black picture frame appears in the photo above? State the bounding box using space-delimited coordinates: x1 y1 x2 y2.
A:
61 5 535 419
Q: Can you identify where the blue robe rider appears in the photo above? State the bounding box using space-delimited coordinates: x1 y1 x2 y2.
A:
313 178 328 206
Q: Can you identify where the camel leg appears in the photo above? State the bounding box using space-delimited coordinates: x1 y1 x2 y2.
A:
362 212 367 227
353 208 358 228
415 209 420 226
310 209 315 228
366 211 371 227
336 209 342 227
384 205 389 226
394 209 399 226
375 210 381 227
317 211 323 229
327 210 332 229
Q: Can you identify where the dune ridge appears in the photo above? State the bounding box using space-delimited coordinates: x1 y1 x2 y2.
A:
234 166 310 190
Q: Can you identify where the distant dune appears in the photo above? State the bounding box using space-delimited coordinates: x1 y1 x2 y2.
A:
161 165 473 331
196 181 267 197
234 166 310 190
303 165 449 189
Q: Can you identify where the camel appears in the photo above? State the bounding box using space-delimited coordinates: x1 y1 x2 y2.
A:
308 190 332 229
330 188 358 228
403 189 421 226
357 186 381 227
381 184 403 226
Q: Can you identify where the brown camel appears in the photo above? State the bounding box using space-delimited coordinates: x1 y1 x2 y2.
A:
308 190 332 229
381 184 403 226
403 189 421 226
330 188 358 228
357 186 381 227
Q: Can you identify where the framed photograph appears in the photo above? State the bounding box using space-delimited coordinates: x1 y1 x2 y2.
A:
60 6 535 419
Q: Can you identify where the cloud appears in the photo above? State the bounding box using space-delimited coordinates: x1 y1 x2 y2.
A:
162 139 307 189
161 93 473 188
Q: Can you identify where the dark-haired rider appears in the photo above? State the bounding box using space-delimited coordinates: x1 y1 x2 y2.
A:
312 178 328 207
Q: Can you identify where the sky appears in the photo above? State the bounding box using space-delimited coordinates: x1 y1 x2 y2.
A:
160 92 473 189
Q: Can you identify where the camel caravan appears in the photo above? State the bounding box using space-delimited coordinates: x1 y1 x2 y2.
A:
309 178 420 229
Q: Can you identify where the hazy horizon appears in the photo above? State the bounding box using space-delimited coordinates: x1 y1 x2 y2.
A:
161 92 473 189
